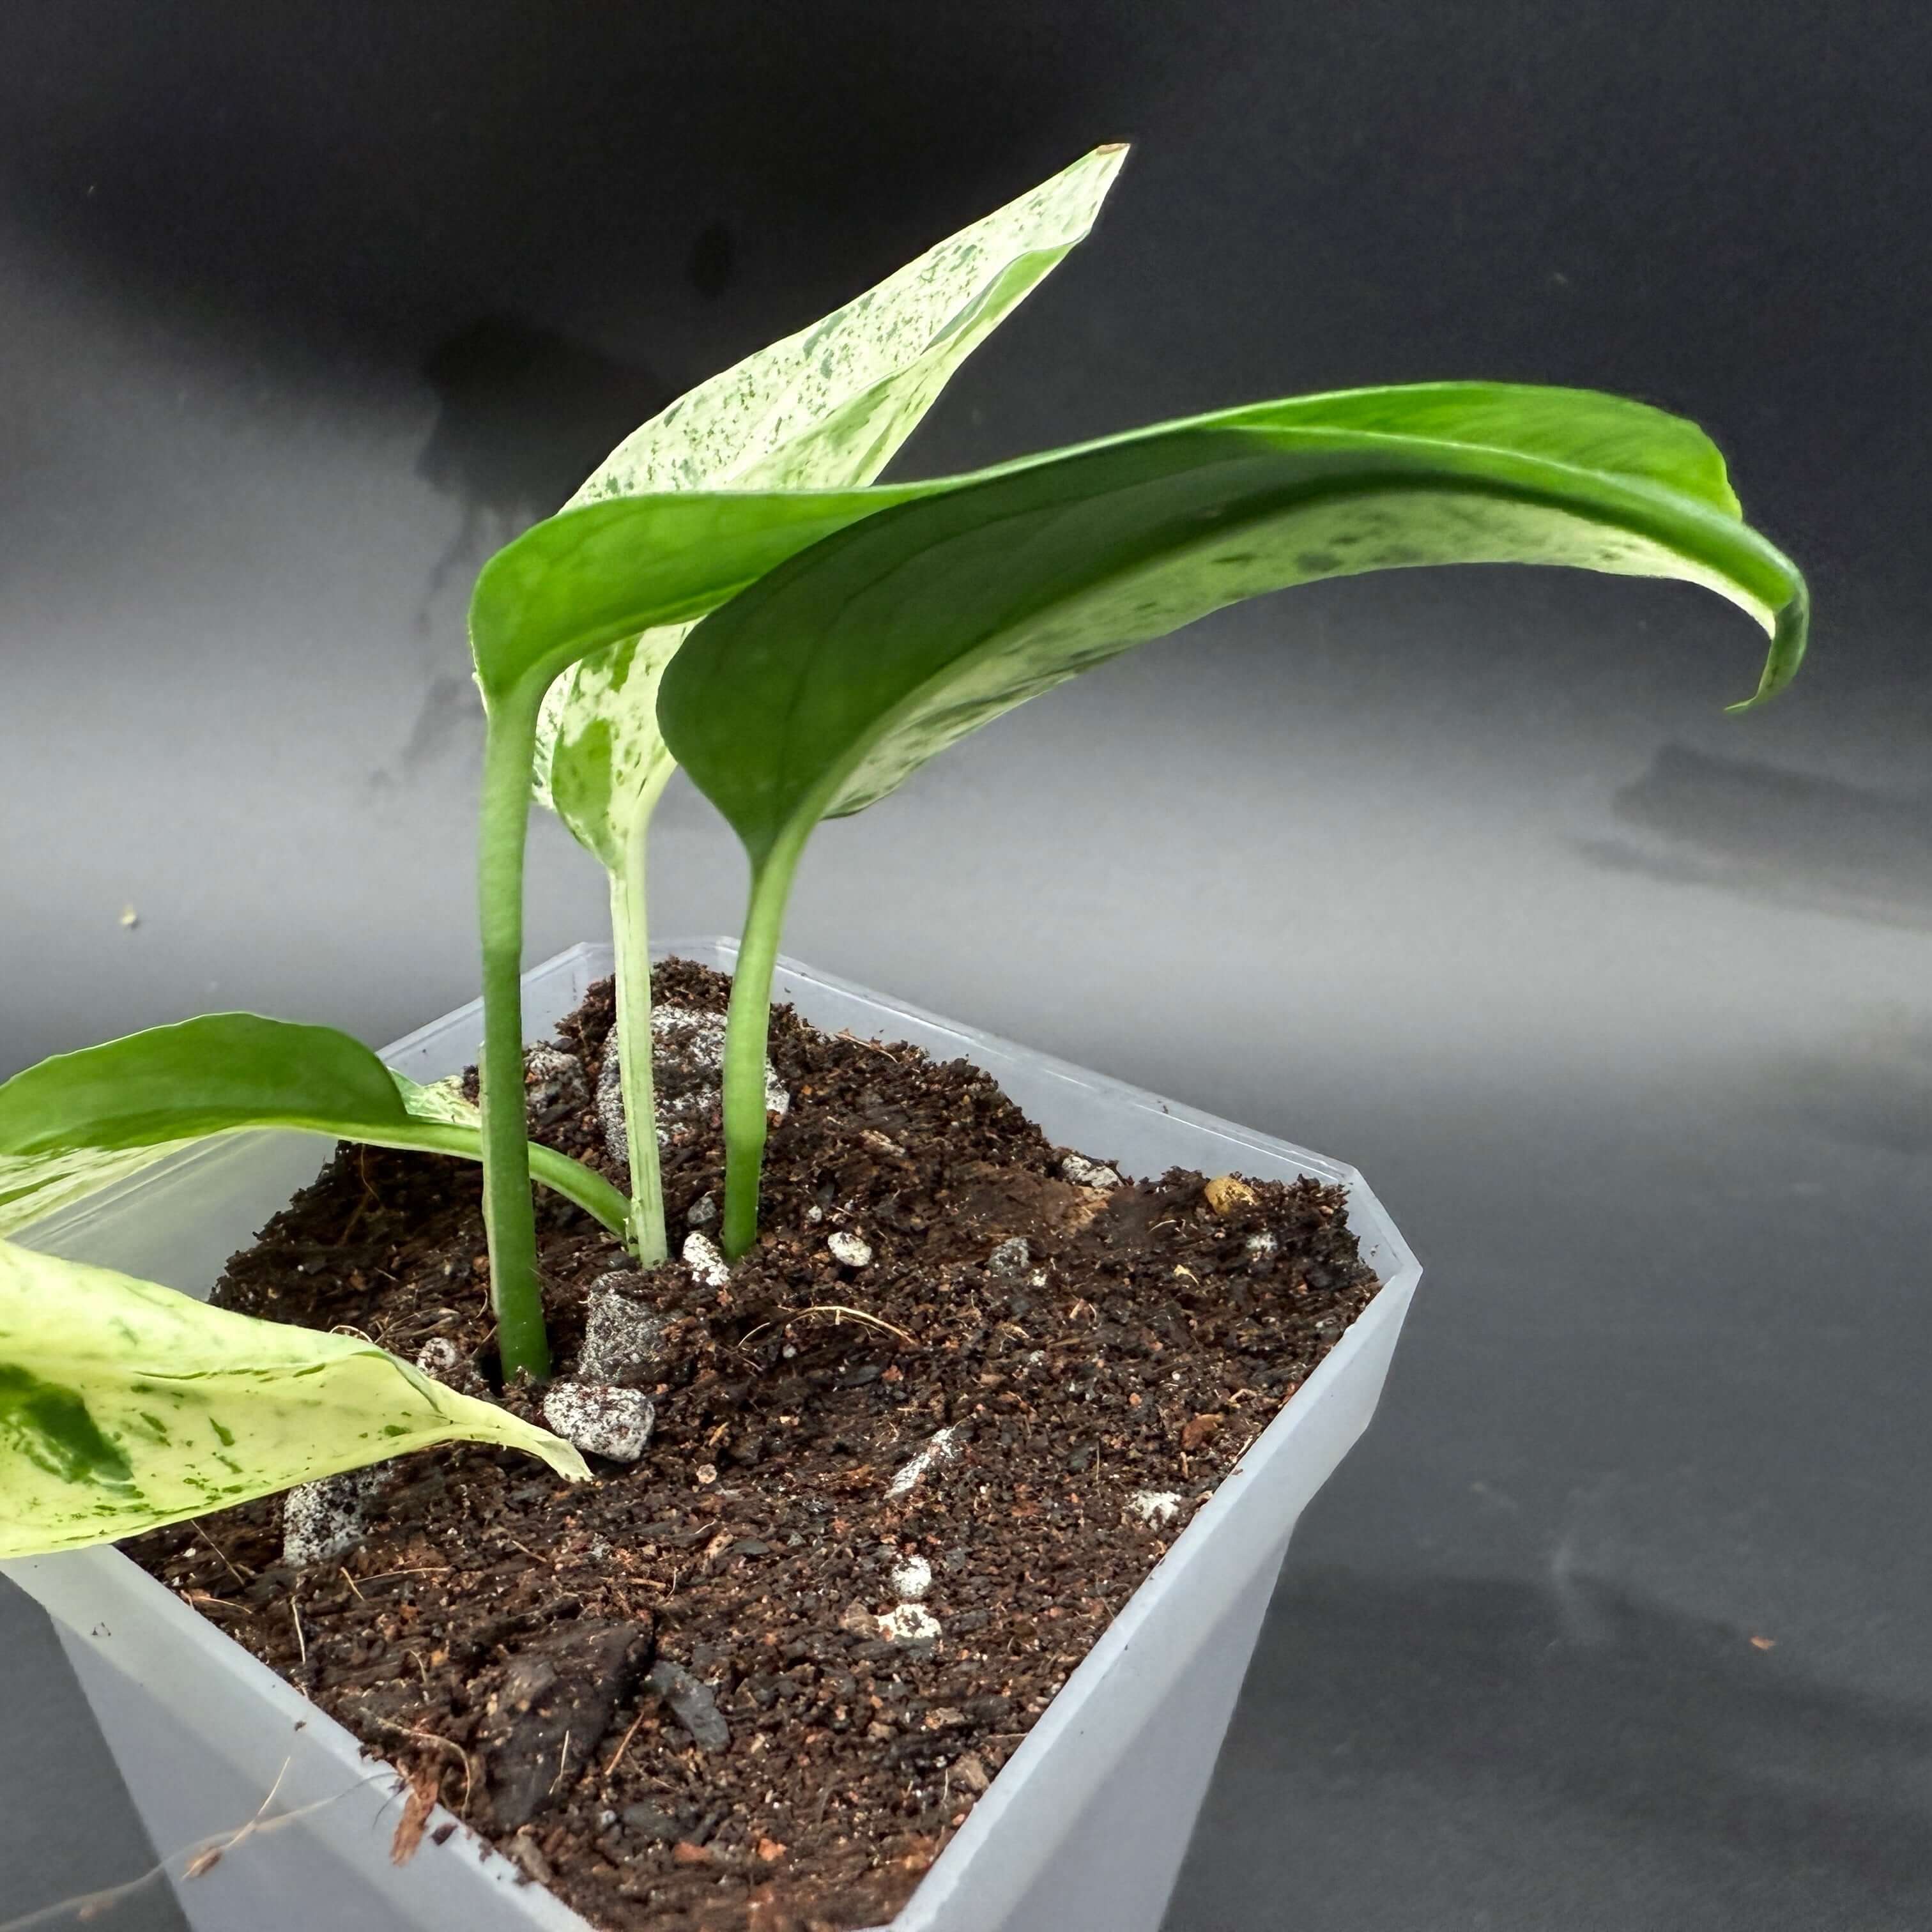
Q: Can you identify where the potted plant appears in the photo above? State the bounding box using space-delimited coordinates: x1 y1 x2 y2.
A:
0 145 1805 1932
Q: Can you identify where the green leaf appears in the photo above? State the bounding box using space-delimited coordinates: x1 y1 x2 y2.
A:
530 144 1128 869
468 487 926 710
0 1237 587 1558
652 379 1809 1255
659 382 1807 870
0 1014 630 1239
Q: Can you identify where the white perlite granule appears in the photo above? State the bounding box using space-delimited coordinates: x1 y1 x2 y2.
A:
1126 1489 1183 1528
889 1553 934 1601
682 1231 731 1291
597 1005 790 1173
524 1043 588 1114
578 1272 671 1381
282 1466 388 1568
1060 1153 1122 1190
415 1336 463 1381
542 1383 656 1462
878 1602 942 1649
887 1425 963 1499
827 1231 873 1269
986 1236 1031 1277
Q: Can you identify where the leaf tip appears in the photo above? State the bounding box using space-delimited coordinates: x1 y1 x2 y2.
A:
540 1437 595 1484
1726 584 1810 714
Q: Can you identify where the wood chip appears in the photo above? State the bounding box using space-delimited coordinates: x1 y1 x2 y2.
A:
1181 1413 1223 1452
390 1766 438 1866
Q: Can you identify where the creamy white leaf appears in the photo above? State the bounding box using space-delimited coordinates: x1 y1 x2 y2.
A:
0 1238 588 1558
531 144 1128 862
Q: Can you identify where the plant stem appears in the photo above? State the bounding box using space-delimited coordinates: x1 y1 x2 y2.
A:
475 685 550 1381
719 843 802 1259
372 1125 633 1240
607 770 674 1265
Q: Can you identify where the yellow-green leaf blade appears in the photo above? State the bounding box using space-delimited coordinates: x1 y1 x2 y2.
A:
0 1238 587 1558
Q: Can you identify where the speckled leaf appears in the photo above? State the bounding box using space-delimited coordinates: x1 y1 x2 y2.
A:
659 382 1808 869
0 1238 588 1558
532 144 1128 867
0 1014 628 1239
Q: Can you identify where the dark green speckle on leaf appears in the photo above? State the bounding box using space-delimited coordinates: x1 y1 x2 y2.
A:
0 1365 135 1488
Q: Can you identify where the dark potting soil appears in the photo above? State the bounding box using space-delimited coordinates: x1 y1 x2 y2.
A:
125 961 1381 1932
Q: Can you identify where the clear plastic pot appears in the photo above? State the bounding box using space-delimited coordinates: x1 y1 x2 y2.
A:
4 942 1421 1932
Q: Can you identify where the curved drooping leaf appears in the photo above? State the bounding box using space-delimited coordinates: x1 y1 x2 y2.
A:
0 1238 588 1558
0 1014 631 1239
532 143 1128 868
661 381 1807 866
654 381 1808 1252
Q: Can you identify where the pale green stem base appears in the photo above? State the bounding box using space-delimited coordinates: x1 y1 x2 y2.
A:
607 770 674 1265
719 843 803 1259
476 688 549 1381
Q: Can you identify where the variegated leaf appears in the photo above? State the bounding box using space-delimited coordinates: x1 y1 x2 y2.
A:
661 382 1809 869
531 144 1128 866
653 381 1809 1257
0 1238 588 1558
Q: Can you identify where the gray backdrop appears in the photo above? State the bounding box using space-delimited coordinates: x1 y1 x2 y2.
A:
4 3 1929 1927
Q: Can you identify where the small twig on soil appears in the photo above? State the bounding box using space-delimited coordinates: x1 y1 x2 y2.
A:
836 1029 904 1062
362 1713 477 1814
334 1192 371 1249
602 1708 648 1780
192 1521 251 1584
181 1590 253 1620
341 1567 367 1601
183 1758 291 1880
551 1728 574 1795
357 1566 453 1583
739 1300 919 1350
0 1760 406 1930
291 1596 308 1666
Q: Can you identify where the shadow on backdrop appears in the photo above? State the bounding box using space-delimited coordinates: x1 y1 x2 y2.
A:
413 312 675 619
1169 1566 1932 1930
1748 1012 1932 1157
1577 742 1932 930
